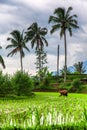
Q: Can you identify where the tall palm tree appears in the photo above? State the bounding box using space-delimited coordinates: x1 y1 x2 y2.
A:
25 22 48 79
0 46 5 69
48 6 79 82
6 30 30 72
74 61 86 74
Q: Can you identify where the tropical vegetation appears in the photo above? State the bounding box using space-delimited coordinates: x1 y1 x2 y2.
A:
48 6 79 82
73 61 86 74
0 5 87 130
0 93 87 129
25 22 48 80
6 30 30 72
0 46 5 69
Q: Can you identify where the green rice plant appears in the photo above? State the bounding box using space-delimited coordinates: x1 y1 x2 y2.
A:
0 93 87 129
83 107 87 122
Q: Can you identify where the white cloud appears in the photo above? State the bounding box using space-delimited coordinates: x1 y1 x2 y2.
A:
0 4 17 24
3 54 36 75
0 0 87 75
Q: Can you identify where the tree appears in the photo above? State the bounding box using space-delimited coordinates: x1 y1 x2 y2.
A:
48 6 79 82
73 61 86 74
25 22 48 80
0 46 5 69
6 30 30 72
60 66 71 76
35 46 48 79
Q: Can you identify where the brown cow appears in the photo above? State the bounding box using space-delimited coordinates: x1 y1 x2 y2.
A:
59 89 68 96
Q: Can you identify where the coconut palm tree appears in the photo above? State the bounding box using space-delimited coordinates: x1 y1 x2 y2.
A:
25 22 48 50
48 6 79 82
0 46 5 69
6 30 30 72
74 61 86 74
25 22 48 80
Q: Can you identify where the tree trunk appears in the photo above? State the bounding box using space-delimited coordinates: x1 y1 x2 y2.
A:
64 31 67 83
38 39 42 81
57 44 59 82
20 51 23 72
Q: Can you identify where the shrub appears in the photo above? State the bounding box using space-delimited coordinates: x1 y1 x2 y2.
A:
40 77 50 89
0 71 13 97
59 82 71 91
33 76 40 88
11 71 33 96
71 79 80 87
71 79 81 92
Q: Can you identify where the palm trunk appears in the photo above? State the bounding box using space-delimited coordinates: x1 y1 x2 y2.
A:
39 49 41 72
37 39 42 81
64 30 67 83
20 51 23 72
57 44 59 82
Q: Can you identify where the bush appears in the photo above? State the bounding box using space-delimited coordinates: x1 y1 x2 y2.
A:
71 79 81 92
11 71 33 96
71 79 80 87
0 71 13 97
40 77 50 89
32 76 40 88
59 82 71 91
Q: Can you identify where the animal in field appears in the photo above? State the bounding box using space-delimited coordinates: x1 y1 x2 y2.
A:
59 89 68 96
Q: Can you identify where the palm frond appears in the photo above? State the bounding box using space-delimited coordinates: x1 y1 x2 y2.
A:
50 24 61 34
7 37 18 46
70 23 79 29
24 46 30 52
7 47 20 57
27 22 48 50
25 31 35 40
54 7 65 18
66 7 73 18
10 30 21 42
31 38 37 48
69 19 78 25
41 37 48 46
40 28 48 36
49 16 57 23
60 29 64 38
0 55 5 69
6 44 16 49
68 27 72 36
68 14 77 20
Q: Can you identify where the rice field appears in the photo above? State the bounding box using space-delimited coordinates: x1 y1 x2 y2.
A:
0 92 87 129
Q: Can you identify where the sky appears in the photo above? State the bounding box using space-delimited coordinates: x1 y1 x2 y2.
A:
0 0 87 75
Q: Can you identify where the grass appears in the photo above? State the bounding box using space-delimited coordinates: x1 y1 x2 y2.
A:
0 92 87 129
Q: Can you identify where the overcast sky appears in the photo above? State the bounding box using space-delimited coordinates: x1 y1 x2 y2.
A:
0 0 87 75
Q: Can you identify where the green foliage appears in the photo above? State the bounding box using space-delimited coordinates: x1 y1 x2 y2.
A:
73 61 86 74
26 22 48 80
33 76 40 88
0 46 5 69
0 71 13 96
71 79 81 88
59 82 71 91
11 71 33 96
6 30 30 72
0 93 87 129
40 77 50 89
71 79 81 92
35 48 48 81
83 107 87 121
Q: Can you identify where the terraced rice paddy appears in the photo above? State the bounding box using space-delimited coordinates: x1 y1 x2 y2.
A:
0 92 87 129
